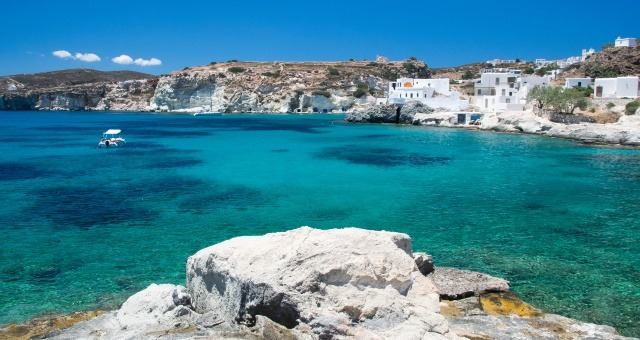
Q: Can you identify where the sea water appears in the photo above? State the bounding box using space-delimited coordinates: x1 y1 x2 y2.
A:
0 111 639 336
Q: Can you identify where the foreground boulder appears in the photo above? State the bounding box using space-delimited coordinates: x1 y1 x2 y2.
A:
186 226 454 339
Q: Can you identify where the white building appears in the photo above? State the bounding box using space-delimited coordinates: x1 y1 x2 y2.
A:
473 73 550 112
377 77 469 110
376 55 389 63
594 76 640 98
581 48 595 61
565 78 592 89
615 37 637 48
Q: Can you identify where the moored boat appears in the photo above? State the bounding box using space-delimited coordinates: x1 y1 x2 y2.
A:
98 129 126 148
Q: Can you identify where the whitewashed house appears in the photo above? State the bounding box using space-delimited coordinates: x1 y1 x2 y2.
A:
615 37 637 48
474 73 523 112
473 73 550 112
565 78 592 89
594 76 640 98
377 77 469 110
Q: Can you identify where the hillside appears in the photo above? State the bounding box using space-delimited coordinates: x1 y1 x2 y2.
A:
0 69 156 90
0 69 158 111
562 45 640 78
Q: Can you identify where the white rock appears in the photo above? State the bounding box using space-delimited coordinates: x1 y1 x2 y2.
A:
186 226 457 339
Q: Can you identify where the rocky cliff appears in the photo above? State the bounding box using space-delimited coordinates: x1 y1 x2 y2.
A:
0 59 430 113
20 227 633 340
0 69 158 111
149 60 429 113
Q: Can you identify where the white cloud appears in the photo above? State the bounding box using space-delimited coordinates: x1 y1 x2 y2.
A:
134 57 162 67
112 54 134 65
74 53 101 62
52 50 101 62
52 50 73 59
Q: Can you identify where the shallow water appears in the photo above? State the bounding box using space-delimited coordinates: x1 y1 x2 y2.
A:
1 111 639 336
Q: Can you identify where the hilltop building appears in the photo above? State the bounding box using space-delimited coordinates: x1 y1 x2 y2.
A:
581 48 596 61
376 55 389 63
376 78 469 110
615 37 637 48
594 76 639 98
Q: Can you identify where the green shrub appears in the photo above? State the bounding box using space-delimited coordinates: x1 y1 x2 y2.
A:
589 107 596 113
228 67 246 73
327 67 340 76
409 56 418 60
367 62 379 67
607 102 616 109
218 73 226 78
312 90 331 98
461 70 475 80
262 71 280 78
625 101 639 115
353 83 369 98
227 59 238 63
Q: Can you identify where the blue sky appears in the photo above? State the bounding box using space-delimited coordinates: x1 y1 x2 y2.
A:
1 0 637 76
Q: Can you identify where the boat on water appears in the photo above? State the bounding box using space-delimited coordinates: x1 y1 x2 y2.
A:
98 129 126 148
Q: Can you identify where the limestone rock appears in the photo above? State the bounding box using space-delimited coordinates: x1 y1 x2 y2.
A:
186 226 455 339
345 103 398 123
399 101 434 123
429 267 510 299
413 252 435 275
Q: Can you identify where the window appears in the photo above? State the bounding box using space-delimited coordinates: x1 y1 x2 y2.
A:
578 81 582 87
495 77 500 85
477 89 481 95
501 89 506 96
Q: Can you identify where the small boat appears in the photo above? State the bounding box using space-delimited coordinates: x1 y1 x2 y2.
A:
98 129 126 148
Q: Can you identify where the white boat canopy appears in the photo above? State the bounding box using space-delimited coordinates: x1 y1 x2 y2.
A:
103 129 121 134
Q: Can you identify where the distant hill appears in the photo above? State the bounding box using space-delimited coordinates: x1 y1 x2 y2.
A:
0 69 157 90
562 45 640 78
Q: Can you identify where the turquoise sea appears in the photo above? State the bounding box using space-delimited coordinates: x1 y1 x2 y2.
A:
1 111 639 336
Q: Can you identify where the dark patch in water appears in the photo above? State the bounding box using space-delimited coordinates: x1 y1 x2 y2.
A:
356 134 394 139
0 162 57 181
524 202 545 210
144 157 204 169
315 146 451 167
272 149 289 153
177 184 269 214
27 184 160 229
114 276 136 290
28 266 61 282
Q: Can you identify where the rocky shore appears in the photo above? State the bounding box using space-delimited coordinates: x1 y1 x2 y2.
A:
347 102 640 147
6 227 633 339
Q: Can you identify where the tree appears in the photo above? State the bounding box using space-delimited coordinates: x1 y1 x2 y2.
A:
562 88 591 114
528 85 591 114
527 85 558 110
515 58 521 63
523 67 535 75
461 70 475 80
